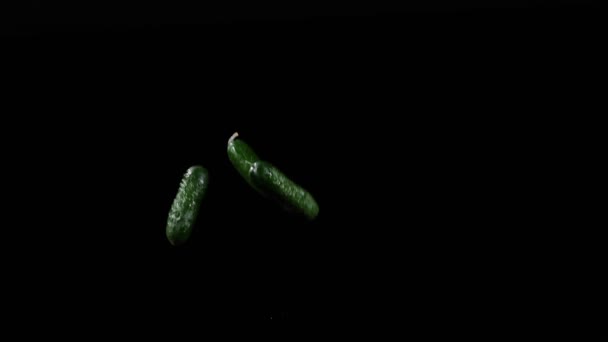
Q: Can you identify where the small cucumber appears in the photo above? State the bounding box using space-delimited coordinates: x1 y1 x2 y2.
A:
250 161 319 221
166 166 209 246
227 132 261 191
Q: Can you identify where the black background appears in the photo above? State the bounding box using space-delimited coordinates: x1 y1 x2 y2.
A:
2 0 600 325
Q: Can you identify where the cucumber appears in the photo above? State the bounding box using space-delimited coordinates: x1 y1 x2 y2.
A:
250 161 319 221
166 166 209 246
227 132 261 191
227 132 319 220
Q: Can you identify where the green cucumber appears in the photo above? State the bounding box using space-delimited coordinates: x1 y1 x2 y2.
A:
166 166 209 246
250 161 319 221
227 132 261 191
227 132 319 220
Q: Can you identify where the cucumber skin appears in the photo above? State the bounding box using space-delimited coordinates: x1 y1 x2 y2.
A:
227 138 261 190
250 161 319 221
166 166 209 246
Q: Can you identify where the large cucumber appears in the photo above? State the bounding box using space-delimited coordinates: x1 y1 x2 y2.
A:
227 132 319 220
250 161 319 220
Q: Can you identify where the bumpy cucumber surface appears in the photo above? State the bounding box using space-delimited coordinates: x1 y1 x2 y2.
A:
166 166 209 246
250 161 319 220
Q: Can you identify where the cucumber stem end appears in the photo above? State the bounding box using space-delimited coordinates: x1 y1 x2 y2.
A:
228 132 239 145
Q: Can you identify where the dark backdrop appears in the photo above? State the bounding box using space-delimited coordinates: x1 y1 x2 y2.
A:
1 1 600 325
1 0 601 34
